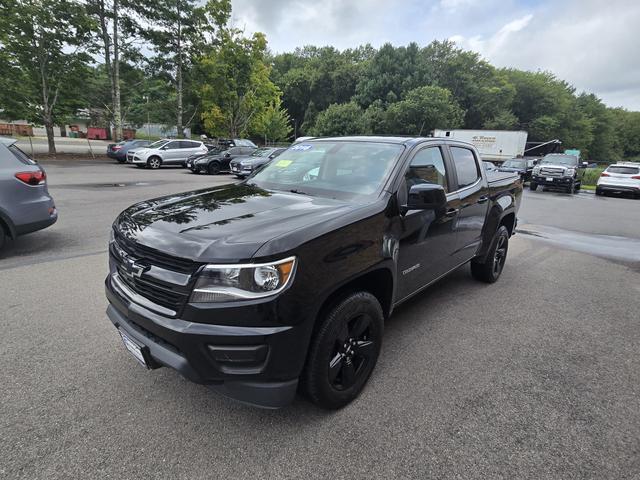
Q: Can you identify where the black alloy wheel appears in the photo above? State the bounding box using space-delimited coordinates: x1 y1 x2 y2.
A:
304 291 383 409
491 234 508 278
328 314 375 391
471 225 510 283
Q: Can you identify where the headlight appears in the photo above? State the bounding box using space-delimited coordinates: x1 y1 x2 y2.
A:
190 256 297 302
565 168 575 176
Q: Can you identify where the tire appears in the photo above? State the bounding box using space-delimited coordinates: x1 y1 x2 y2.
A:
0 225 6 252
529 182 538 191
567 182 575 194
208 161 221 175
595 188 604 196
303 291 384 409
147 156 162 169
471 225 509 284
116 158 126 164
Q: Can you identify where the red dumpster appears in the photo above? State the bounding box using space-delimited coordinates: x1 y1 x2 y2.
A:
87 127 108 140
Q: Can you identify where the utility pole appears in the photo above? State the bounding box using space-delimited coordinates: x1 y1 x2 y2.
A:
144 95 150 140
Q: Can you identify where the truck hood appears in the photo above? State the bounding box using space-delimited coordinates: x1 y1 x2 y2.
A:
115 183 355 262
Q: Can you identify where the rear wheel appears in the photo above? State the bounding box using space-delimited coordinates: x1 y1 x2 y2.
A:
471 225 509 283
147 156 162 169
208 161 221 175
116 157 126 164
303 292 383 409
595 188 604 196
0 225 6 251
529 182 538 191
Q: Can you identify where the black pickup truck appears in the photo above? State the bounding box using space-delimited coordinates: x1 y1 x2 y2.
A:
105 136 522 409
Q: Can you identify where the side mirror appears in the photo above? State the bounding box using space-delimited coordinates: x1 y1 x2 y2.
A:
581 162 589 168
406 183 447 211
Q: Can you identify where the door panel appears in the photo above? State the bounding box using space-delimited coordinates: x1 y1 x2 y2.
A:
162 141 182 164
448 146 489 264
396 146 461 300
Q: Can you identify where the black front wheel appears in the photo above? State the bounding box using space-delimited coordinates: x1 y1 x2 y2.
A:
208 162 221 175
303 292 383 409
471 225 509 283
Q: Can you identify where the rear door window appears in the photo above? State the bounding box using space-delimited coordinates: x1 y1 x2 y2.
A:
607 166 639 175
450 147 480 189
8 144 37 165
164 141 180 150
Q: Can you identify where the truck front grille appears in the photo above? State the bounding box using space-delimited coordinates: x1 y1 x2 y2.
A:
540 167 565 177
110 236 198 316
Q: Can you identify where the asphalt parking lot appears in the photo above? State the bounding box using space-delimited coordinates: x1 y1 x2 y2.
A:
1 160 639 479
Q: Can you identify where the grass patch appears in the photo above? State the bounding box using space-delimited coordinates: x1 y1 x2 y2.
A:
583 167 605 186
581 184 596 191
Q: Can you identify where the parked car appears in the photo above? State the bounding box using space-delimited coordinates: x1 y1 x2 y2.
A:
107 140 151 163
530 153 588 193
596 162 640 198
189 145 257 174
105 136 522 409
229 147 287 178
499 158 536 182
0 137 57 251
184 146 226 170
483 161 499 172
126 139 208 169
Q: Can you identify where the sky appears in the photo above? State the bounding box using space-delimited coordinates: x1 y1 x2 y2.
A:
230 0 640 110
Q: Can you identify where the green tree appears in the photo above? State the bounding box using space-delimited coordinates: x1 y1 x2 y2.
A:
0 0 93 154
140 0 231 137
362 100 388 134
253 98 293 143
386 86 464 135
199 30 279 138
310 102 364 136
484 110 519 130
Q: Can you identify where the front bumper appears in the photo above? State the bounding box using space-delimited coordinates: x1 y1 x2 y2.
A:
532 175 574 186
105 275 307 408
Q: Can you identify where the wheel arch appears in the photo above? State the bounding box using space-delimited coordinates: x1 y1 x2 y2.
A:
0 208 16 239
314 267 394 328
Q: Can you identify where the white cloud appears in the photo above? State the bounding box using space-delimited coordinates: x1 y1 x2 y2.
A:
449 0 640 109
230 0 640 110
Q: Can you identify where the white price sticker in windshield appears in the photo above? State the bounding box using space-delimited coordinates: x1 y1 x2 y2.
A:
291 144 313 151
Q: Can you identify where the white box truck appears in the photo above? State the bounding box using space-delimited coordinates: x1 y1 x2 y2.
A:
432 129 528 163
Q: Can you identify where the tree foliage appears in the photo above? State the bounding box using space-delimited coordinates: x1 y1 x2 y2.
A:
198 30 279 138
0 0 94 153
254 98 292 143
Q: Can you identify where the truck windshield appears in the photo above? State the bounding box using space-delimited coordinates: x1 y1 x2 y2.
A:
249 141 404 199
502 160 527 168
541 155 577 166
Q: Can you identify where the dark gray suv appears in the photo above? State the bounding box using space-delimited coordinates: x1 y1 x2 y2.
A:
0 137 57 251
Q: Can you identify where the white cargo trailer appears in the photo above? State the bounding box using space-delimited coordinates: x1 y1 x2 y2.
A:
432 129 528 163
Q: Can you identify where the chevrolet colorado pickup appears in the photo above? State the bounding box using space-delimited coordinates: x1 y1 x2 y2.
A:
106 136 522 409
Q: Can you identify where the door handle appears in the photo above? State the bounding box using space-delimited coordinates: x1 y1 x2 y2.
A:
478 196 489 204
445 208 459 217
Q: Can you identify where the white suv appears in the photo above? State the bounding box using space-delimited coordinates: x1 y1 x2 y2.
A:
596 162 640 198
127 139 208 169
